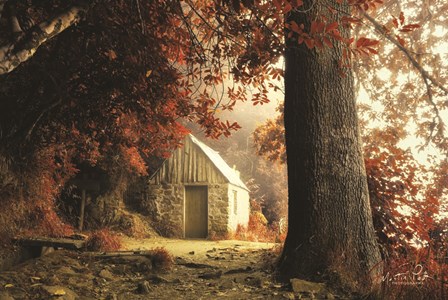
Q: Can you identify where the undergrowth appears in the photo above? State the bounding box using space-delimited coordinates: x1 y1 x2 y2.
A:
148 247 174 271
85 229 121 251
233 211 286 243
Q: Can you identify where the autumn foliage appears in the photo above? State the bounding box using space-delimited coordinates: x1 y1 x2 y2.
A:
0 0 446 295
253 102 447 295
234 206 276 242
148 247 174 271
85 229 122 252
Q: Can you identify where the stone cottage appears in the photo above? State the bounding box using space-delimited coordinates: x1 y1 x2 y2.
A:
147 134 250 238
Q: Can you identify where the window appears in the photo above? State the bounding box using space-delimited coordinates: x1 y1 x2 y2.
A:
233 190 238 215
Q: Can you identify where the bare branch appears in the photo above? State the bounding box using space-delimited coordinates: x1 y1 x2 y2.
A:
362 11 446 141
135 0 145 35
0 3 90 75
363 12 448 95
0 0 6 17
5 2 23 34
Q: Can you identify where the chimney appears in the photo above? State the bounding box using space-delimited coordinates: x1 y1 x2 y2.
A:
233 165 240 178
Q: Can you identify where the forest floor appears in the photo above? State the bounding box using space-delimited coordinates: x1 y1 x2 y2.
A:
0 237 341 299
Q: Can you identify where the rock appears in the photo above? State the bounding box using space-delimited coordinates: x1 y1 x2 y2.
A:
99 269 115 280
282 292 295 299
147 274 169 283
45 274 61 285
290 278 326 294
188 251 195 255
179 262 216 269
41 285 78 300
137 281 152 294
198 270 222 279
175 257 187 264
2 286 27 299
325 292 336 299
69 233 88 240
113 256 152 272
219 279 234 290
0 291 14 300
224 267 252 275
106 293 118 300
40 247 55 256
245 276 264 288
56 266 77 275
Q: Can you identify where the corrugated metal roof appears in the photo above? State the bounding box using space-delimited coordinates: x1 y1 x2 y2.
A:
189 134 249 191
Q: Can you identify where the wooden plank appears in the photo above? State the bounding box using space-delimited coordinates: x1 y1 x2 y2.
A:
14 237 85 250
93 250 153 257
193 150 197 182
188 150 193 182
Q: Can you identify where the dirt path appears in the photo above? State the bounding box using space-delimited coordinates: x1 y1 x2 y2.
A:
121 237 277 268
0 237 300 300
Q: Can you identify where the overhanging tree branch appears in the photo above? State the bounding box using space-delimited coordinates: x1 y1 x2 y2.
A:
362 11 446 139
0 2 90 75
0 1 6 17
363 12 448 95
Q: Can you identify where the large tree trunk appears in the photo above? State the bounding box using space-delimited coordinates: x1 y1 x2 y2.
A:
279 0 382 292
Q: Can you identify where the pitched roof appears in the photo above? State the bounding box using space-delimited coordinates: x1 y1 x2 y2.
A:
189 134 249 191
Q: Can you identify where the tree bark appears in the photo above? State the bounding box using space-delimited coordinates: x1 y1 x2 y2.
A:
0 1 90 75
279 0 382 292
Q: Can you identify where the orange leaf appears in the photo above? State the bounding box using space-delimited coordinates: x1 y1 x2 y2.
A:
396 35 406 47
325 22 338 32
315 38 323 49
304 38 315 49
323 36 333 48
399 11 405 25
284 2 292 13
392 17 398 28
106 50 117 60
310 21 318 34
290 21 301 33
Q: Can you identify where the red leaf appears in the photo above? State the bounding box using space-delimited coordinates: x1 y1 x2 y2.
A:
290 21 301 33
392 17 398 28
396 35 406 47
367 47 378 54
326 22 338 32
346 37 354 46
399 11 405 25
310 21 318 34
304 38 315 49
273 0 282 12
323 36 333 48
284 2 292 13
356 37 366 48
331 29 343 41
402 24 421 31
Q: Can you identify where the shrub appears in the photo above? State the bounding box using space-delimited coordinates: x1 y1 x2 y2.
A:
234 212 283 243
148 247 173 271
85 229 121 251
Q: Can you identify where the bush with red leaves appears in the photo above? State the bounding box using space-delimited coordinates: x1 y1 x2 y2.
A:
85 229 121 252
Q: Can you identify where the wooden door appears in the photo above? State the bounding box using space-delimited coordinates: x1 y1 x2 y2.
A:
184 186 208 238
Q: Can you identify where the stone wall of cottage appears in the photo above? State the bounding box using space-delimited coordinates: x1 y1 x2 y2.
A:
141 183 232 238
143 183 184 237
207 183 230 236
